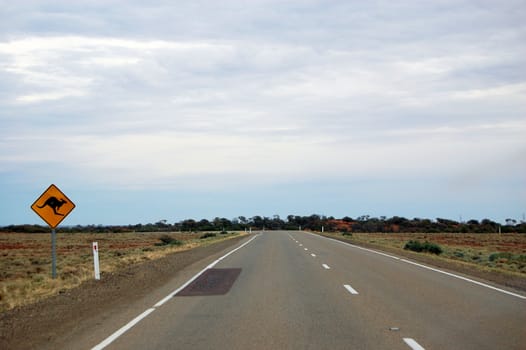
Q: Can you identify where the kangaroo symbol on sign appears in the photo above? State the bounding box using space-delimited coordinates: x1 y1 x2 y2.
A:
38 196 67 216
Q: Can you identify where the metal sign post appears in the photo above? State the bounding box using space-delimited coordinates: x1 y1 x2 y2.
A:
51 229 57 279
31 184 76 279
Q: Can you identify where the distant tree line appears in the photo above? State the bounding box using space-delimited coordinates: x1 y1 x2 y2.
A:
1 215 526 233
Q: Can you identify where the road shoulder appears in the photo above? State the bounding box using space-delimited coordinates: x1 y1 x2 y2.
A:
317 233 526 293
0 235 249 350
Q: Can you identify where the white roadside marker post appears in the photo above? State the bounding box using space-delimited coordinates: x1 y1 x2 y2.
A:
93 242 101 280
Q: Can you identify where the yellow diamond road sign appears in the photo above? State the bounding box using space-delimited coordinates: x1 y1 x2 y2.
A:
31 184 76 228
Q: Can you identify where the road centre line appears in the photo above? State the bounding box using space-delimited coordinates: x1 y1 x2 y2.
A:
311 253 316 257
91 234 259 350
304 232 526 300
343 284 359 295
322 264 331 269
304 248 308 251
403 338 425 350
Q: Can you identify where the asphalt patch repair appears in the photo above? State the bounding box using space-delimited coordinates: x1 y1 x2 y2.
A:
177 268 242 296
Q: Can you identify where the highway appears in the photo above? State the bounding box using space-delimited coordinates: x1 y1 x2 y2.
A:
87 231 526 350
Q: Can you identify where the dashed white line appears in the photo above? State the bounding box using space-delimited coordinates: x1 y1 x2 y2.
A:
311 253 316 257
304 248 308 251
303 231 526 300
403 338 425 350
299 244 303 246
343 284 359 295
322 264 331 269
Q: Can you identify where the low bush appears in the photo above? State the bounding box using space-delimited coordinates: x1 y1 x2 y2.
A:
404 240 423 252
200 232 217 239
489 252 526 262
404 240 442 255
342 232 352 236
155 235 182 246
424 242 443 255
453 251 464 258
489 252 512 262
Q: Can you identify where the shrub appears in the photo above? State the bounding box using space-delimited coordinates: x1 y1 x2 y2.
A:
404 240 423 252
423 241 443 255
200 232 217 239
489 252 526 263
156 235 182 246
489 252 509 262
404 240 442 255
453 251 465 258
220 230 228 235
342 232 352 236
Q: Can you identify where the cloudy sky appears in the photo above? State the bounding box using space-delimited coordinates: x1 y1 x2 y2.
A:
1 0 525 226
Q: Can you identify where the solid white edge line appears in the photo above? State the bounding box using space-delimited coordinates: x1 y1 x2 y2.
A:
153 267 210 308
215 234 259 263
403 338 425 350
322 264 331 269
344 284 359 295
399 258 526 300
301 232 401 260
303 232 526 300
153 235 258 308
91 308 155 350
91 234 259 350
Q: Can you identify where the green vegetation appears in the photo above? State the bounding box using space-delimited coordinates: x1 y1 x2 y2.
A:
488 252 526 263
2 215 525 233
199 232 217 239
155 234 182 246
404 240 443 255
320 231 526 276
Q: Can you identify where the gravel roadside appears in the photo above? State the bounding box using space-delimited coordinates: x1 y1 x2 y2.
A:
0 235 249 350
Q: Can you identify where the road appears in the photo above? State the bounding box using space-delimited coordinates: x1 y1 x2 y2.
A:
87 231 525 350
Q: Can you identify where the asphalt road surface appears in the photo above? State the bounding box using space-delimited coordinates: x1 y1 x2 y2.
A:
86 231 525 350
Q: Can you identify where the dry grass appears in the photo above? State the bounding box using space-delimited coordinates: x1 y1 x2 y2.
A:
321 232 526 276
0 231 244 312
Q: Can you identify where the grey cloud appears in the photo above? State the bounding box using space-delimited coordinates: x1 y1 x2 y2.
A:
0 1 524 193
